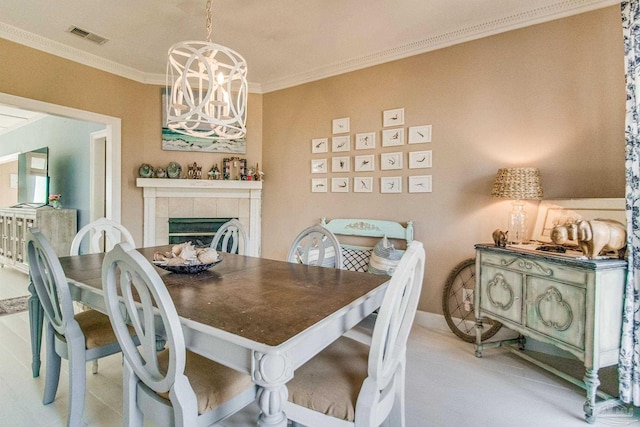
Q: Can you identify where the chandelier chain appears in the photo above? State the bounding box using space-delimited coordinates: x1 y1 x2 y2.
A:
206 0 213 42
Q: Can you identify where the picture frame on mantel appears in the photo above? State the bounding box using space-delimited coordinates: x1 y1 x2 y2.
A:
161 88 246 154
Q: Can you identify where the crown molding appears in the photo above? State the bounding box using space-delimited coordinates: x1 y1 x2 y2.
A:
259 0 622 93
0 0 620 95
0 21 151 83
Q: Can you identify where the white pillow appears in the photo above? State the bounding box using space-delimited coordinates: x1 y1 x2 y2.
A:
296 239 337 268
368 236 404 275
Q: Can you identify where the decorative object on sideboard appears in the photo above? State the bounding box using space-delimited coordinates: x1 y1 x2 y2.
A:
165 0 248 140
551 219 627 259
48 194 62 209
491 167 543 245
492 229 507 248
138 163 154 178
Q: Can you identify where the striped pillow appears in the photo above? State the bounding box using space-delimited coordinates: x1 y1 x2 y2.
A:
368 236 404 275
295 239 337 268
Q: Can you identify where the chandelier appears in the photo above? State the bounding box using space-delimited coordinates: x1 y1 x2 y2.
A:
165 0 248 140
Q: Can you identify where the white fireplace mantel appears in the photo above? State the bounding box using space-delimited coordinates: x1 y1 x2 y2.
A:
136 178 262 255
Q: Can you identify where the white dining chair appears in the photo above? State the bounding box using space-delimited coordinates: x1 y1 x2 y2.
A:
287 224 343 268
102 242 257 426
70 217 135 255
284 240 425 427
210 218 249 255
70 216 136 374
27 228 134 427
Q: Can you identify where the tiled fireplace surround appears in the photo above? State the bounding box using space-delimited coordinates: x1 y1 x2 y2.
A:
136 179 262 256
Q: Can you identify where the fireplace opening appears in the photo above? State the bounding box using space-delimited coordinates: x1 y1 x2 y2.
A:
168 217 234 247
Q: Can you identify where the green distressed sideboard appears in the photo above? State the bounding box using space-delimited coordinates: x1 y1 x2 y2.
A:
474 244 627 423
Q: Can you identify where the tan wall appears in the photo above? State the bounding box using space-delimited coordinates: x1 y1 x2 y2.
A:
0 161 18 207
0 38 263 245
262 7 625 314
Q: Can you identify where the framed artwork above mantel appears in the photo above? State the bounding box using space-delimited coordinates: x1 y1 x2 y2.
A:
161 89 247 154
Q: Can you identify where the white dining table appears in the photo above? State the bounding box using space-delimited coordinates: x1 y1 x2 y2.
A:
28 246 389 426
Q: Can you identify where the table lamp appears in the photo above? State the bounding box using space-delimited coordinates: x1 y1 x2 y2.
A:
491 167 543 244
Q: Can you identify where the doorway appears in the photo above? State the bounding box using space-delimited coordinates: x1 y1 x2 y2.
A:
0 93 122 222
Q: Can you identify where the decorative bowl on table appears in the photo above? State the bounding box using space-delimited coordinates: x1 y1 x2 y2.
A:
153 257 222 274
152 242 221 274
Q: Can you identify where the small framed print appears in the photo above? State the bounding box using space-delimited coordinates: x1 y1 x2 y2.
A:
409 175 432 193
332 117 350 134
409 150 432 169
332 135 350 152
354 177 373 193
381 176 402 193
383 108 405 127
312 138 328 153
355 132 376 150
311 158 327 174
312 178 328 192
332 156 350 172
408 125 432 144
382 128 405 147
354 154 375 172
332 177 349 192
380 152 403 170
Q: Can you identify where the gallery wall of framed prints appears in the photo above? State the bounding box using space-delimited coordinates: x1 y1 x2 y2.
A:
309 108 433 194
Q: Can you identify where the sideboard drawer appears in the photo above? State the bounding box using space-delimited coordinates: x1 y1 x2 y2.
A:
480 250 589 286
525 277 586 351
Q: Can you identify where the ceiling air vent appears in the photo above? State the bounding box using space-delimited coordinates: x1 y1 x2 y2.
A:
67 26 109 45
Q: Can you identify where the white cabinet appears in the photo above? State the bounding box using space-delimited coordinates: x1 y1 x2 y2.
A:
474 244 626 423
0 207 76 273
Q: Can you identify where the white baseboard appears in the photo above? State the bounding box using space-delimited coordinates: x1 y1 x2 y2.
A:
414 309 452 334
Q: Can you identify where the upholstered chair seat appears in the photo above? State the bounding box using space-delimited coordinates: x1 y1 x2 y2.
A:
73 309 128 349
156 350 255 415
288 337 370 422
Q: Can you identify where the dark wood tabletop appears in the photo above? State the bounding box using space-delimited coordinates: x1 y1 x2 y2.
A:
58 246 389 347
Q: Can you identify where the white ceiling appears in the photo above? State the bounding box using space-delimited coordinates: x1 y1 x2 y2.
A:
0 0 621 93
0 104 45 137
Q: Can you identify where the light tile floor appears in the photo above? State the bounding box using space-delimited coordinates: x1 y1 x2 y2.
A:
0 266 638 426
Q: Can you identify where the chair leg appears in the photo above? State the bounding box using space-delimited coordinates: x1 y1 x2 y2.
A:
389 364 406 427
43 322 61 405
123 361 143 427
66 336 87 427
91 359 98 374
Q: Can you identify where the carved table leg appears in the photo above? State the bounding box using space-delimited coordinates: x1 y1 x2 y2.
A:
28 275 44 377
583 368 600 424
253 351 293 427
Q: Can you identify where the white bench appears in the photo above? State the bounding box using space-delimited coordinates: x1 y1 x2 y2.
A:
320 218 413 272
